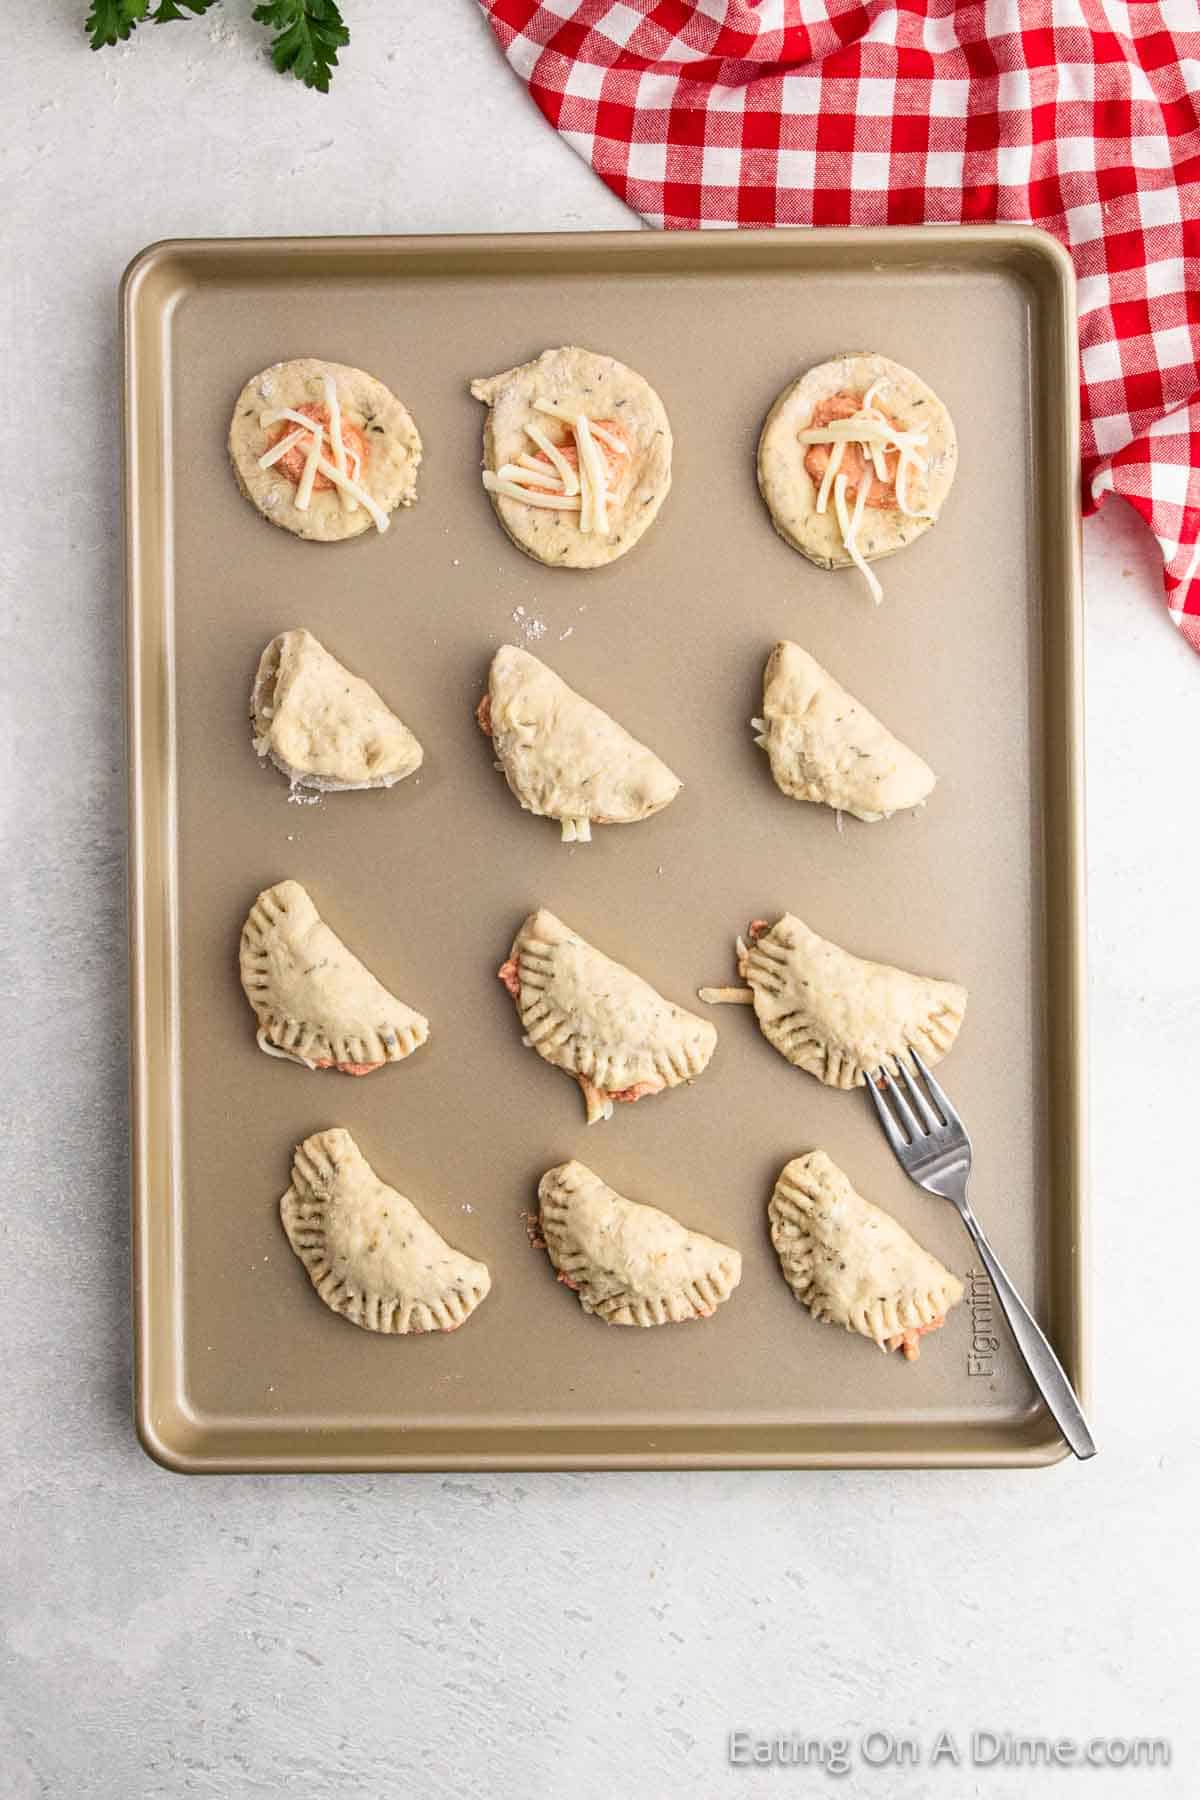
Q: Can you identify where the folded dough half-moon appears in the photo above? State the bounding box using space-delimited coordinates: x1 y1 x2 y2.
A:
769 1151 963 1358
700 914 965 1090
478 644 680 841
281 1129 490 1333
500 908 717 1123
538 1160 741 1326
240 880 429 1075
753 640 934 821
252 628 423 791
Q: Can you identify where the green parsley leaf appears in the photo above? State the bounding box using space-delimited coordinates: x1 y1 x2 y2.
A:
149 0 221 20
252 0 349 93
86 0 149 48
86 0 218 48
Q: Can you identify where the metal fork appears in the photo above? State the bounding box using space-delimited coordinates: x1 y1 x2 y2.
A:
866 1051 1095 1460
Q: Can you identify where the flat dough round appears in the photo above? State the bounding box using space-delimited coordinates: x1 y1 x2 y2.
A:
470 346 672 569
228 357 422 542
757 352 957 569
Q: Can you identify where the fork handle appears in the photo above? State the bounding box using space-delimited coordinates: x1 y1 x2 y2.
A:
958 1209 1096 1460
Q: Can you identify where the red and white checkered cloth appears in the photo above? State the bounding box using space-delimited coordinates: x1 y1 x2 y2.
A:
477 0 1200 652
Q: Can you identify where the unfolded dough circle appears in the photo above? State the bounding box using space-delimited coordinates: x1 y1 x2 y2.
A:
471 345 672 568
228 357 422 542
757 351 957 570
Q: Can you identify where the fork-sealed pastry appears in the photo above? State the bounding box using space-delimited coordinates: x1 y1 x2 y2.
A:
757 352 957 602
471 346 672 568
281 1129 490 1333
252 629 423 792
477 644 681 841
769 1151 963 1359
753 640 935 821
229 357 422 541
700 914 965 1089
240 880 429 1075
537 1160 741 1327
499 909 717 1123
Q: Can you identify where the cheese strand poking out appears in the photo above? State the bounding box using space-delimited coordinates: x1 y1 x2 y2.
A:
322 373 356 515
834 472 883 605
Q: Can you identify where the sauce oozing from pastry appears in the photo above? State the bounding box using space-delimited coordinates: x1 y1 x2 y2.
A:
607 1080 664 1103
886 1317 946 1360
476 693 493 736
803 393 899 508
312 1058 384 1076
269 403 369 492
497 957 666 1111
497 957 521 999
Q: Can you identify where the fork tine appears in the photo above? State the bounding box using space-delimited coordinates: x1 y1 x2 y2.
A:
909 1050 963 1131
863 1065 911 1154
898 1055 940 1133
878 1062 923 1141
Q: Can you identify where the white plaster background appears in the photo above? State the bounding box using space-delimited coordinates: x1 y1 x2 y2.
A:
1 5 1196 1796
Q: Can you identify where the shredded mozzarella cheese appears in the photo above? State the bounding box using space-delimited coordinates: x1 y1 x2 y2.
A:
893 452 936 520
574 414 609 536
801 386 939 599
498 461 565 490
815 438 844 515
523 422 579 495
586 420 626 455
313 454 389 530
322 372 356 515
295 429 323 510
797 419 928 450
257 426 309 471
257 1029 318 1070
258 405 386 530
261 406 328 438
482 402 630 536
482 472 581 510
834 472 883 604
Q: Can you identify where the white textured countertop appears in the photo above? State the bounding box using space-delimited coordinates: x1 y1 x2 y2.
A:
2 5 1197 1795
